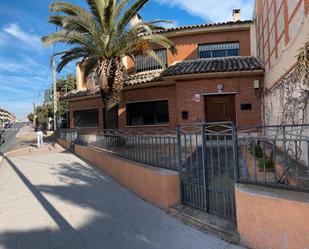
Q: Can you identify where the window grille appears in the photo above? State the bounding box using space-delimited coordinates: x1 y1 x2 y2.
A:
126 100 169 126
199 42 240 58
135 49 167 72
73 109 99 128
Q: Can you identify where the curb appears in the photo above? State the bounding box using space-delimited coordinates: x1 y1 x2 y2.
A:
15 128 23 138
168 205 240 245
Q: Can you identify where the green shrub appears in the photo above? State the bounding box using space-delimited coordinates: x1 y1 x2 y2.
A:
249 142 263 158
258 158 274 170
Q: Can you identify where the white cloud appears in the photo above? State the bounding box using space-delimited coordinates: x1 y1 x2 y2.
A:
155 0 254 23
3 23 42 51
0 55 43 73
0 62 25 72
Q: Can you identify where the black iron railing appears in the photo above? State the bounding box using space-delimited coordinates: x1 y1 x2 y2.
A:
237 124 309 192
76 128 178 171
58 123 309 199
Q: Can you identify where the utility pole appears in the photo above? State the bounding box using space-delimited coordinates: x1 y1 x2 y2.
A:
32 97 36 126
51 57 58 131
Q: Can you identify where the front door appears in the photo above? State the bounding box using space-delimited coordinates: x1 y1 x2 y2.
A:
205 95 236 123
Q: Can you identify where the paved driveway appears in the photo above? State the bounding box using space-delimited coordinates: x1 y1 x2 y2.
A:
0 148 242 249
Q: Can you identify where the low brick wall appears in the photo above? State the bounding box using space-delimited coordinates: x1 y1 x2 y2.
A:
236 184 309 249
57 139 70 149
74 144 181 209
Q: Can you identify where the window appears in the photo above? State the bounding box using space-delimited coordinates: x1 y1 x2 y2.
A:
73 109 99 128
199 42 240 58
135 49 167 72
126 100 169 126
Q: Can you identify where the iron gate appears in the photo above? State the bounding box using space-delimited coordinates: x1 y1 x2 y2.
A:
177 122 238 220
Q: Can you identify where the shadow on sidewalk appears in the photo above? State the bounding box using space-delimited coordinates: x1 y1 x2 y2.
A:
0 152 188 249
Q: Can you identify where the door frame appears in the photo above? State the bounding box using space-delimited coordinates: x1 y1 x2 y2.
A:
204 94 237 124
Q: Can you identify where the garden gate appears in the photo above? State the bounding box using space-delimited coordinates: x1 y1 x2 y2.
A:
177 122 238 220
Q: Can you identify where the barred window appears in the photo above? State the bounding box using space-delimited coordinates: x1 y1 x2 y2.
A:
199 42 240 58
135 49 167 72
126 100 169 126
73 109 99 128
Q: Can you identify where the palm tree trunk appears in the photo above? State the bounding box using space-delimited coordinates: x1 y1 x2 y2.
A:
104 104 119 129
99 58 126 129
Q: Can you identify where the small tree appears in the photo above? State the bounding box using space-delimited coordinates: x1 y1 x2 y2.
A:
27 113 34 123
56 74 76 120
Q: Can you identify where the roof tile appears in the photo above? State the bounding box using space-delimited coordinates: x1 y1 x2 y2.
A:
162 57 263 77
63 56 263 100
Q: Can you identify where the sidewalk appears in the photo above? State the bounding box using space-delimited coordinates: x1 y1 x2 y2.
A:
0 144 243 249
15 125 36 141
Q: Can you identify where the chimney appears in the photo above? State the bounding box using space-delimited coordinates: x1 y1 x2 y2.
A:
233 9 241 22
130 13 142 27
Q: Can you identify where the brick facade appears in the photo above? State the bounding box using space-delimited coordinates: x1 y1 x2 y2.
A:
69 97 104 130
127 26 252 72
119 85 177 129
68 73 263 130
66 21 264 130
174 75 263 127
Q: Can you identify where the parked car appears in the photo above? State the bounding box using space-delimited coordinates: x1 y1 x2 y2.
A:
4 122 12 129
0 129 5 145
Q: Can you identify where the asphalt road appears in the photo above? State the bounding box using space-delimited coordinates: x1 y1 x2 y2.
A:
0 123 24 155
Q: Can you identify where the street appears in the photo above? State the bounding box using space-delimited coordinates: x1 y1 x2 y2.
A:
0 123 24 155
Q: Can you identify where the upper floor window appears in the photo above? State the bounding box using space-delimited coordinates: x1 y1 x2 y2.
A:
199 42 240 59
135 49 167 73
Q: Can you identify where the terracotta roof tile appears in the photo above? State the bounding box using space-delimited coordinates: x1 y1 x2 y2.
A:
124 70 162 86
162 57 263 77
62 56 263 100
149 20 253 35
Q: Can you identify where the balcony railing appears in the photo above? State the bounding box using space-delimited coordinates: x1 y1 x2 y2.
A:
135 49 167 73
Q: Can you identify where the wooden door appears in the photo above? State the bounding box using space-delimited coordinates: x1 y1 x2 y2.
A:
205 95 236 123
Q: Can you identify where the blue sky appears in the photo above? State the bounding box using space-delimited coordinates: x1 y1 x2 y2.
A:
0 0 254 120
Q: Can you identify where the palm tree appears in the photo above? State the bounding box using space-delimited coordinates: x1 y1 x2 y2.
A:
42 0 176 129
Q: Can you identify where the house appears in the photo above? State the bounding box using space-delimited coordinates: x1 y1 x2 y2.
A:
63 10 265 130
0 108 16 127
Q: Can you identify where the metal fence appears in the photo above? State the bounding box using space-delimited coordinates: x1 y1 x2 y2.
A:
237 124 309 192
58 123 309 220
77 128 178 171
58 129 78 148
178 123 237 220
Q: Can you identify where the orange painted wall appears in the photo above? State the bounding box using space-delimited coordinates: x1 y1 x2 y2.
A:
57 139 70 149
74 144 181 209
236 184 309 249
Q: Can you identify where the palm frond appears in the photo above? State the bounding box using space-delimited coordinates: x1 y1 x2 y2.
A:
116 0 148 35
44 0 177 75
42 30 96 50
142 34 177 54
57 47 91 71
86 0 106 28
145 50 166 68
